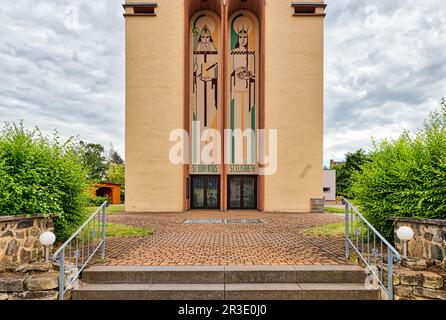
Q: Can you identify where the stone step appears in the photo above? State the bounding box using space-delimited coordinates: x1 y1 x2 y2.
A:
72 283 380 300
81 265 367 284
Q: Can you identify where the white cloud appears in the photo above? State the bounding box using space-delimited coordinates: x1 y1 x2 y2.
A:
0 0 445 164
324 0 446 165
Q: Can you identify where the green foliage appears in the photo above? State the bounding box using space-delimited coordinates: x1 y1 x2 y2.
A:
0 122 90 241
107 145 124 165
106 163 125 187
78 141 107 181
106 161 125 203
351 99 446 240
332 149 369 197
89 196 109 207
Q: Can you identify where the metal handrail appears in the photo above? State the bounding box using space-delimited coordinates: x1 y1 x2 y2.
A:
343 199 401 300
52 201 107 300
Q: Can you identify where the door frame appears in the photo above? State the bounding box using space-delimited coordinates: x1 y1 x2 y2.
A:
190 175 221 210
227 175 258 210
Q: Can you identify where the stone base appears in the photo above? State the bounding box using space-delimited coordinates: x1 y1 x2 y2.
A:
392 258 446 300
0 262 60 300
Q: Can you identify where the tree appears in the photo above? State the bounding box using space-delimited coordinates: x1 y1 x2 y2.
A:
107 163 125 188
106 162 125 203
78 141 107 181
333 149 369 198
107 144 124 165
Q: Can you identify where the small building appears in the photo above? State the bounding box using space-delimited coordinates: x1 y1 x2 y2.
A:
323 170 336 201
92 182 122 205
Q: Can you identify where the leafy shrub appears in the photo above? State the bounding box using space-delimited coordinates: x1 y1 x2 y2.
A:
89 196 109 207
0 122 90 241
351 100 446 240
332 149 369 197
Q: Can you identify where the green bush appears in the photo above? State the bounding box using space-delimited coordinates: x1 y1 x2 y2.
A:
0 122 90 242
89 196 109 207
351 100 446 240
332 149 369 197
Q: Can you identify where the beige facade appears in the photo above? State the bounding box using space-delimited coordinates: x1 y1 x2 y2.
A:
323 170 336 201
124 0 325 212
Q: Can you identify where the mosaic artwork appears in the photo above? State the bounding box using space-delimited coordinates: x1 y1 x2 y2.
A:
227 10 259 174
190 11 222 174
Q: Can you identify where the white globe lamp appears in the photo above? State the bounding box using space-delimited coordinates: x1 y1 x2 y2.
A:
396 226 414 258
39 231 56 262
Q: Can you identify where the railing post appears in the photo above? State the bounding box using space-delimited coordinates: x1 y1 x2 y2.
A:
58 249 65 301
387 247 394 300
101 203 106 260
345 201 350 259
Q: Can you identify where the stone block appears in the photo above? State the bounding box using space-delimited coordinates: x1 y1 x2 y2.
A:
416 259 427 269
399 270 422 286
392 272 401 286
16 262 52 273
9 290 58 300
422 272 443 289
0 293 8 300
394 285 413 298
19 249 32 263
424 233 433 241
431 245 444 261
24 272 59 291
0 274 25 292
16 231 25 239
5 239 19 256
16 220 33 229
1 231 13 238
413 287 446 300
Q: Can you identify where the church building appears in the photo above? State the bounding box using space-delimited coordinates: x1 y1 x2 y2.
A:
124 0 326 212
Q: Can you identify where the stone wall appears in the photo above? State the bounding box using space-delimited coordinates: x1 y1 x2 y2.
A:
0 215 55 271
390 217 446 268
392 258 446 300
0 262 59 300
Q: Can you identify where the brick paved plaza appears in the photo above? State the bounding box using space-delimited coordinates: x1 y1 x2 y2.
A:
99 211 349 266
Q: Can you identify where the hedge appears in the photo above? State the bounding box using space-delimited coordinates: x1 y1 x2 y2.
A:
0 122 90 241
351 100 446 240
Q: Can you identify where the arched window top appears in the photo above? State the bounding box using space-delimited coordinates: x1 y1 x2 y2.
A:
186 0 223 19
227 0 265 20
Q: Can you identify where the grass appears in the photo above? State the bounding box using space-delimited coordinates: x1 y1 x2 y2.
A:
302 220 369 238
302 222 346 237
106 205 125 215
87 204 125 215
87 204 152 238
105 222 152 238
324 207 345 214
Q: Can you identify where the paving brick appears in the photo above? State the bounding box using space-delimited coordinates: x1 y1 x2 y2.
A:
98 211 348 266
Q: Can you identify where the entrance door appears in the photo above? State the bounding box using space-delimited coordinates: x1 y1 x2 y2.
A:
228 176 257 210
191 176 220 209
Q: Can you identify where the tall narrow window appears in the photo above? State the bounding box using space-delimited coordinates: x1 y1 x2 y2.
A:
190 11 222 175
227 10 260 175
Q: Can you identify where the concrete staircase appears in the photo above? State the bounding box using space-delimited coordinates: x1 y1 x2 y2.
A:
72 265 380 300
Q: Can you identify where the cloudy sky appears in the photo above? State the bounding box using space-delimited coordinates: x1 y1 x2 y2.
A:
0 1 445 165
